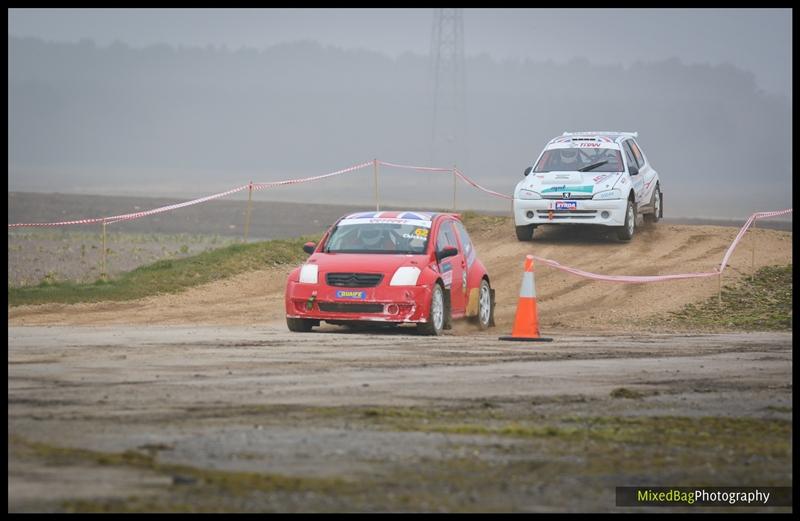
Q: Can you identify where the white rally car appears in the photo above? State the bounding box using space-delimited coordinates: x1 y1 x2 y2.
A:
513 131 662 241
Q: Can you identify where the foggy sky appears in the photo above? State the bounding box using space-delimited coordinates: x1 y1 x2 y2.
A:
7 9 794 220
8 8 792 97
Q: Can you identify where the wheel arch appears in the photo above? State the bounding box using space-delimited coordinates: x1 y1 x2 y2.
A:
465 271 491 318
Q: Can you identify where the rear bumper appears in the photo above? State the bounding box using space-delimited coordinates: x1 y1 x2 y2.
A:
285 281 432 323
513 198 627 227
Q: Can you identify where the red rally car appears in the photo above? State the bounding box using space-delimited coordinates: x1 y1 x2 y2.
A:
285 211 495 335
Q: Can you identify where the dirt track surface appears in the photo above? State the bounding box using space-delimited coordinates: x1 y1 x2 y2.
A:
7 220 793 511
9 325 792 512
8 222 792 332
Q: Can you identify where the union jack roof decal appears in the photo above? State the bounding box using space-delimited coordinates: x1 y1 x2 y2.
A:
344 211 436 220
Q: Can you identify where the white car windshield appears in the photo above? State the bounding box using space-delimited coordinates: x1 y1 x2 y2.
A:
324 221 431 254
534 148 624 173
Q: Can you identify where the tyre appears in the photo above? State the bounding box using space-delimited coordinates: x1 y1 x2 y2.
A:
418 283 446 336
286 317 315 332
442 289 453 330
476 278 493 330
616 198 636 241
515 224 535 241
644 185 661 223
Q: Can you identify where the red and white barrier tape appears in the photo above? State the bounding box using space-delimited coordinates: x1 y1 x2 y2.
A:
718 208 793 272
377 160 513 200
454 168 513 200
377 160 452 173
8 161 372 228
7 184 253 228
252 160 372 191
532 208 792 283
531 256 720 283
7 216 107 228
7 159 505 228
104 184 252 225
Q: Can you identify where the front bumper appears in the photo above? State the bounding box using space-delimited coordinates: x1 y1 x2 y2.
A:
513 198 627 227
285 281 432 323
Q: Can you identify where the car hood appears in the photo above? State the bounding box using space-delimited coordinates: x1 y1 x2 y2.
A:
307 252 428 274
516 171 623 196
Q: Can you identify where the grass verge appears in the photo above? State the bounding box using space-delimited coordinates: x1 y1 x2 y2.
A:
663 264 792 331
8 236 317 307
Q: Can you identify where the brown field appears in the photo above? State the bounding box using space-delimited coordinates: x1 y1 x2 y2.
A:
7 230 239 286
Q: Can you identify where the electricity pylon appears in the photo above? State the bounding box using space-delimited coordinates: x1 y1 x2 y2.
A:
429 8 466 168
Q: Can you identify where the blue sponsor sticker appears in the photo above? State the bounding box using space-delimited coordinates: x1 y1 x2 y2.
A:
335 290 366 300
555 201 577 210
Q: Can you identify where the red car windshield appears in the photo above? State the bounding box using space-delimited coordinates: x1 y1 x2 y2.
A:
324 221 431 254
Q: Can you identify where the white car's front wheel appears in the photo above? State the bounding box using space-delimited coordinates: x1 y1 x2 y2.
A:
515 224 535 241
616 199 636 241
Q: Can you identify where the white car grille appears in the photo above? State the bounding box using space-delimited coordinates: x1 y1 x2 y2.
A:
541 193 594 199
536 210 598 220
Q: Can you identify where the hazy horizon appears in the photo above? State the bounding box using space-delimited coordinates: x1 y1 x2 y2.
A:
8 8 792 97
8 9 793 221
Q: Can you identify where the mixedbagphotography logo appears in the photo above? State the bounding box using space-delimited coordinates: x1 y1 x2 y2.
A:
616 487 792 507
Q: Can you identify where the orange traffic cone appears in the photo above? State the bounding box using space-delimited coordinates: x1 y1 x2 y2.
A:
499 254 553 342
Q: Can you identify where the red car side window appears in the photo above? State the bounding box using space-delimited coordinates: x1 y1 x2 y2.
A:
436 221 458 251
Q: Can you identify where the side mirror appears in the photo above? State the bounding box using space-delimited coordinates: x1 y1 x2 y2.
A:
523 166 533 177
303 242 316 255
436 246 458 263
629 164 639 176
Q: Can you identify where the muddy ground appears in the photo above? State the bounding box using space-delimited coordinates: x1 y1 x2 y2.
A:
8 205 793 512
8 325 792 512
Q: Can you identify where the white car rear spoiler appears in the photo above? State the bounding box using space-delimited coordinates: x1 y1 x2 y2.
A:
562 131 638 138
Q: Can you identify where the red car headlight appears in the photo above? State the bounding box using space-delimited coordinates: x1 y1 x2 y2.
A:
389 267 421 286
298 264 319 284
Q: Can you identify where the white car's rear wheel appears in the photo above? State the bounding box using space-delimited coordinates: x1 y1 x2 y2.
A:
644 185 662 223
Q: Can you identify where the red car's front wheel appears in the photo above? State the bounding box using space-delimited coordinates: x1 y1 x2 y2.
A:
418 283 445 336
286 317 315 332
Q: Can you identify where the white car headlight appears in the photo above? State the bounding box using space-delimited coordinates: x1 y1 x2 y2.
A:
298 264 319 284
389 266 421 286
517 189 542 200
593 189 622 200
